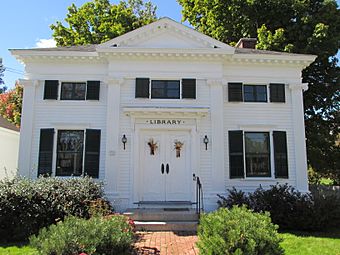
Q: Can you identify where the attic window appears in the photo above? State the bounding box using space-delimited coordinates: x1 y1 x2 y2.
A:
112 44 118 47
214 46 219 48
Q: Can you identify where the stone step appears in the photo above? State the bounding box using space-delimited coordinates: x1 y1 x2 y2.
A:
124 208 199 222
134 220 198 232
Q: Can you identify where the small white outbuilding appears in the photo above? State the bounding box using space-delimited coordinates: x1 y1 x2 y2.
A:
0 116 19 179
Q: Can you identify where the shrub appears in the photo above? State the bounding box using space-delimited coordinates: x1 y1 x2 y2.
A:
0 177 112 242
217 184 340 231
30 215 133 255
197 206 284 255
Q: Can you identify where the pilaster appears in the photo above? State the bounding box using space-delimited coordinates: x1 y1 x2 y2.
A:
18 79 37 178
104 78 123 194
208 79 225 193
290 83 309 191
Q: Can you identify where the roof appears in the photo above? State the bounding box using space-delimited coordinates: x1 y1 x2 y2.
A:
9 17 316 63
0 116 19 132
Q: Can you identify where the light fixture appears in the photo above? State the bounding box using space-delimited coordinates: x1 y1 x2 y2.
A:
122 134 127 150
203 135 209 150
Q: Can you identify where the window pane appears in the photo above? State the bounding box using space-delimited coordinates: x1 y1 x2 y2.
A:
244 85 255 102
73 83 86 100
61 83 73 100
244 85 267 102
61 83 86 100
56 130 84 176
256 85 267 102
245 132 271 177
151 80 180 99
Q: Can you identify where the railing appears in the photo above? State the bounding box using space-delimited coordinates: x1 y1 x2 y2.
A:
195 176 204 216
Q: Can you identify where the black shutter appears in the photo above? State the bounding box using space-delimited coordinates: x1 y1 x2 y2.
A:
270 83 285 102
273 131 288 178
38 128 54 177
84 129 101 178
44 80 59 99
135 78 150 98
182 79 196 99
228 83 243 102
229 131 244 178
86 80 100 100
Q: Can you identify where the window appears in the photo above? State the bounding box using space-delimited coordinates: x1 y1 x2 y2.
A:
244 85 267 102
135 78 196 99
229 130 288 179
61 82 86 100
151 80 180 99
245 132 271 177
56 130 84 176
228 82 285 103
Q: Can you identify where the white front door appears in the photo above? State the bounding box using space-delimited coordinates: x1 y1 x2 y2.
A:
139 130 191 202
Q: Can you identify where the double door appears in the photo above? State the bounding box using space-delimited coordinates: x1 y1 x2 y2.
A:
139 130 191 202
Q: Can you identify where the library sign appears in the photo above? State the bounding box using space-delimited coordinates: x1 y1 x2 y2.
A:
136 119 195 125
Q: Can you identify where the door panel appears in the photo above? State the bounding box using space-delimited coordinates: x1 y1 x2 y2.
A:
165 132 191 201
140 132 165 201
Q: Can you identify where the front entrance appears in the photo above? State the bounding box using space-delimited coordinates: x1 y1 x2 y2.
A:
139 130 191 202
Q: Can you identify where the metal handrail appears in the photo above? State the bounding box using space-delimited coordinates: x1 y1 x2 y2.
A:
195 176 204 216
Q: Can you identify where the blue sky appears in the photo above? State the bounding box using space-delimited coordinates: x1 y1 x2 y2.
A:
1 0 339 88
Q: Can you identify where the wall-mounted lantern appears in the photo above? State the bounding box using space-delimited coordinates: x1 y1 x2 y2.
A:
203 135 209 150
122 134 127 150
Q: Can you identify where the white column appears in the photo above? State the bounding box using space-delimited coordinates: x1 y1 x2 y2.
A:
18 79 37 178
290 83 309 192
104 78 123 195
208 79 225 193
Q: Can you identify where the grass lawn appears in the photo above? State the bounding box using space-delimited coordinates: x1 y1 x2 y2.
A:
1 231 340 255
0 243 37 255
280 231 340 255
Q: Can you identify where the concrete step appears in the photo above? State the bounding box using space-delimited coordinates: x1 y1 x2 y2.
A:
124 208 199 222
134 220 198 232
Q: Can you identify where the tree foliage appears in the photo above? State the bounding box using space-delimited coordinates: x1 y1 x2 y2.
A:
0 82 23 127
50 0 157 46
179 0 340 183
0 59 6 93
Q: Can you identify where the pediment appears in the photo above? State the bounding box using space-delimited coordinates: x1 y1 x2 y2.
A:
97 17 234 52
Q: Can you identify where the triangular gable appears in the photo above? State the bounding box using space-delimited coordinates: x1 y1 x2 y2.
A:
97 17 234 52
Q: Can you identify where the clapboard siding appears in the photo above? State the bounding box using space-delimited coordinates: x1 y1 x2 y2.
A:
223 99 296 190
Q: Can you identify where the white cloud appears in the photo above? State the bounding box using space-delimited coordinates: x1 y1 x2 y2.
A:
35 38 56 48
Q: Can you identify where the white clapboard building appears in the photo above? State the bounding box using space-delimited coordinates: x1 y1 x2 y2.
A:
11 18 316 211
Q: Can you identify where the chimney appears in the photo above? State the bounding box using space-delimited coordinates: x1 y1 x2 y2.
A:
235 38 257 49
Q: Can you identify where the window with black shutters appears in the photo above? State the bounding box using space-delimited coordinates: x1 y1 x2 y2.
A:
273 131 288 178
270 83 285 102
44 80 59 99
54 129 101 178
244 85 267 102
229 131 244 178
38 129 54 176
228 83 243 102
182 79 196 99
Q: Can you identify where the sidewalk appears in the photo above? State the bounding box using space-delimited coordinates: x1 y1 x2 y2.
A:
133 231 199 255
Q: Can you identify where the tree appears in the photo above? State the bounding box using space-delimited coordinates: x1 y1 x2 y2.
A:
179 0 340 183
0 58 6 93
50 0 157 46
0 82 23 127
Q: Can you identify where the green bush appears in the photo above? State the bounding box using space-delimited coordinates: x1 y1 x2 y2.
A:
197 206 283 255
30 215 133 255
217 184 340 231
0 177 112 242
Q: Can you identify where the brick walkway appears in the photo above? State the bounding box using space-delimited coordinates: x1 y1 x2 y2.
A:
133 231 199 255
